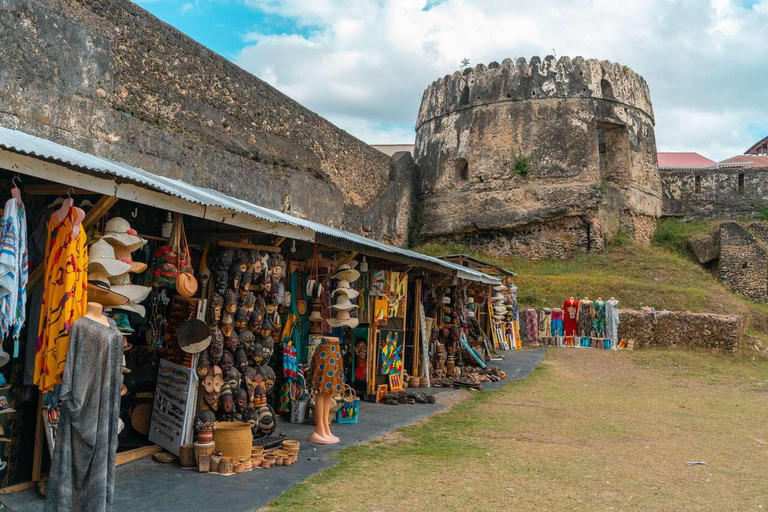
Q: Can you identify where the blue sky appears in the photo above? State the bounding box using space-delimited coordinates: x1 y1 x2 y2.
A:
136 0 768 161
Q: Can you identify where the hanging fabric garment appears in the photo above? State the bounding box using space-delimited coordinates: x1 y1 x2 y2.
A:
0 197 29 347
562 298 579 336
551 308 564 337
525 308 538 345
45 316 121 512
605 299 620 344
538 308 551 341
593 300 606 339
577 299 594 338
34 208 88 392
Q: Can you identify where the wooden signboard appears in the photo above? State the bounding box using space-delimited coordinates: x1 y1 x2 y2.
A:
148 359 198 456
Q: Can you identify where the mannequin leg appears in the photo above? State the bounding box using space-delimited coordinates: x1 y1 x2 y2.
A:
308 394 328 444
321 393 339 443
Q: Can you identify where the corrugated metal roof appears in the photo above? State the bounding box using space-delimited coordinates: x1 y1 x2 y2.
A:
657 152 717 170
0 126 500 285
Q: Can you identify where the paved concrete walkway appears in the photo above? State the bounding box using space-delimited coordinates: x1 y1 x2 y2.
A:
1 348 545 512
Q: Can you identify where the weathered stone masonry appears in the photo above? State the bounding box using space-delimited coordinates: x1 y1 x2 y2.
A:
717 222 768 304
414 57 662 260
661 166 768 219
0 0 413 245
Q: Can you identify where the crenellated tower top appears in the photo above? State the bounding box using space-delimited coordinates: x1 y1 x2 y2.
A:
416 56 654 129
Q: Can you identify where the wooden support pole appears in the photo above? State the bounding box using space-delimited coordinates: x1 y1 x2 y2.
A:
273 236 286 247
22 185 92 196
426 274 451 296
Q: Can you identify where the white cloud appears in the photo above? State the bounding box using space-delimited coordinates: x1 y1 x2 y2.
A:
234 0 768 160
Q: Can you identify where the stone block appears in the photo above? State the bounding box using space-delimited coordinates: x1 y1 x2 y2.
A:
688 234 718 264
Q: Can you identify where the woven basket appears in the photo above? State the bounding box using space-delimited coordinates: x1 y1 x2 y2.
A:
193 441 215 465
219 456 234 474
198 454 211 473
213 421 253 462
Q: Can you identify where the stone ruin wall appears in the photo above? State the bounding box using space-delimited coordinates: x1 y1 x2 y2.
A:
414 56 662 260
617 310 744 353
661 167 768 220
0 0 413 245
717 222 768 304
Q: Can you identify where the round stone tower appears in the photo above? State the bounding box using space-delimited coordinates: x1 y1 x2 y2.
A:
414 56 661 259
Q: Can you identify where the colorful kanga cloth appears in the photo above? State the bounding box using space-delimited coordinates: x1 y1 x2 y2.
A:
525 308 538 343
592 300 606 337
380 331 402 375
308 337 343 394
562 298 579 336
577 300 594 337
0 198 28 345
34 208 88 392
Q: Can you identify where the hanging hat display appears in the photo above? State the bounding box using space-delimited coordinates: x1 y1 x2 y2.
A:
101 217 148 252
307 309 324 323
88 269 129 307
327 309 359 329
491 292 505 301
493 284 507 291
331 263 360 283
441 296 451 305
109 273 151 305
0 345 10 368
332 280 359 299
112 245 147 274
467 297 474 304
88 240 132 277
331 295 358 311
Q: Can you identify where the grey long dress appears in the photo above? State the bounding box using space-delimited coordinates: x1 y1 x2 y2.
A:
45 317 122 512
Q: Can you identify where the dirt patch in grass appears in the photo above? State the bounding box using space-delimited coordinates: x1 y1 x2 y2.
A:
265 348 768 511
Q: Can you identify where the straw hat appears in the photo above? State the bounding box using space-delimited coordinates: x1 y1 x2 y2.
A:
101 217 147 252
493 284 507 291
113 245 147 274
331 295 358 311
441 296 451 304
331 264 360 283
88 269 129 307
308 309 324 323
109 274 151 305
332 280 359 299
88 240 132 277
467 297 474 304
327 309 359 329
177 319 212 354
114 303 146 317
466 310 475 318
491 292 505 301
131 403 152 435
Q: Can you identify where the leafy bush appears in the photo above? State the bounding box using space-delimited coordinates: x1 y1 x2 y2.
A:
513 153 530 178
651 218 716 256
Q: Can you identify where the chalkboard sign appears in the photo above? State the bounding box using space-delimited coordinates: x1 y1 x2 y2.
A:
148 358 198 455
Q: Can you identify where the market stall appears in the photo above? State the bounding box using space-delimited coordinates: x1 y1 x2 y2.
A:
0 127 501 501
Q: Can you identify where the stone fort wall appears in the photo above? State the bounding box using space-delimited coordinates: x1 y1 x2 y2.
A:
661 167 768 220
0 0 413 245
414 57 662 260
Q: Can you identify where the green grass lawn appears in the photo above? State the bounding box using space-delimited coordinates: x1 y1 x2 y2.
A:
266 348 768 511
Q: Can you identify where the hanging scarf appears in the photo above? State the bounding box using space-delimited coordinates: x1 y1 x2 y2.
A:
0 198 28 351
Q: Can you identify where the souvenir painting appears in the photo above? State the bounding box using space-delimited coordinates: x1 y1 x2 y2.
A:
380 330 403 375
375 384 389 404
370 270 387 296
388 374 403 392
374 298 389 326
386 271 408 319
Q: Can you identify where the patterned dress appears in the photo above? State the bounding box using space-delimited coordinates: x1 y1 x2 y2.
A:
309 336 343 394
592 300 607 337
577 299 594 338
34 208 88 392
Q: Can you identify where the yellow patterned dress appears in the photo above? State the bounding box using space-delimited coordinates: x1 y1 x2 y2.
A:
34 208 88 392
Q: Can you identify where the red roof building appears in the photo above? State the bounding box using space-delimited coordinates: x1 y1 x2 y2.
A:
657 152 717 170
718 154 768 168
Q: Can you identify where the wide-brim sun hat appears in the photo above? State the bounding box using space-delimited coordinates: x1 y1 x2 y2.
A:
331 264 360 283
327 309 359 329
113 245 148 274
88 239 132 277
331 295 358 311
332 280 359 299
88 269 129 307
493 284 507 291
110 284 151 304
467 297 474 304
308 310 324 323
441 296 451 305
114 303 147 317
101 217 148 252
491 292 505 301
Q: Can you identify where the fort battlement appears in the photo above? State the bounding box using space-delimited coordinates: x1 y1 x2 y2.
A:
417 56 654 130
